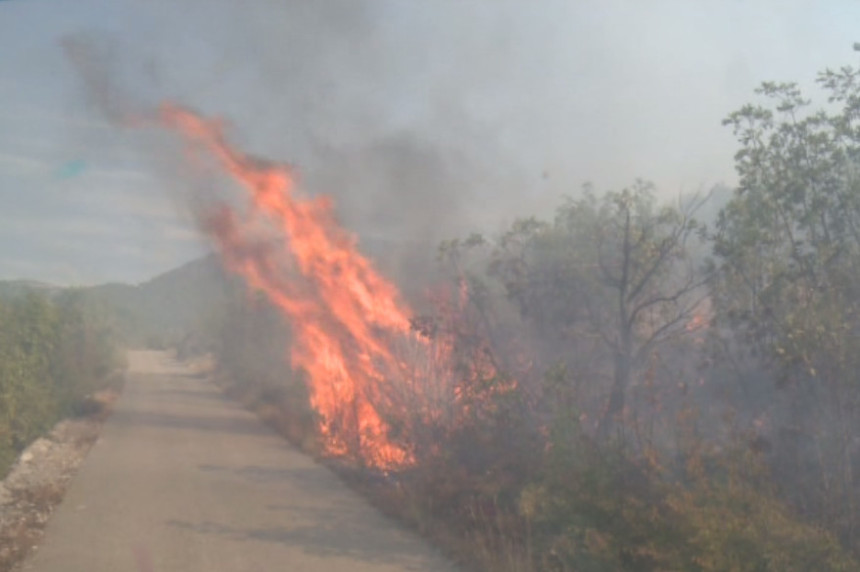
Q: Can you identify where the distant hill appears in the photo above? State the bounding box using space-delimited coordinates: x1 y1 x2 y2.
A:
0 280 62 299
0 254 237 348
84 254 236 347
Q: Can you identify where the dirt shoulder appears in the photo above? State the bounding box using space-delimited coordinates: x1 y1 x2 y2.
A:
0 387 122 571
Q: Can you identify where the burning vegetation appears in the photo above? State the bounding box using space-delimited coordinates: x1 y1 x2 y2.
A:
160 55 860 571
161 104 512 471
162 103 419 467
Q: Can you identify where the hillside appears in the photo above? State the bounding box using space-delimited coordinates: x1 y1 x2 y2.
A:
0 280 61 300
87 254 235 347
0 255 235 349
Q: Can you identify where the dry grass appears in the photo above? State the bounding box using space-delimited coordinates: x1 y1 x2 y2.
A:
206 363 534 571
211 368 322 456
335 468 535 572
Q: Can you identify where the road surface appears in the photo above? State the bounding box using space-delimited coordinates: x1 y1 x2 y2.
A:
21 351 455 572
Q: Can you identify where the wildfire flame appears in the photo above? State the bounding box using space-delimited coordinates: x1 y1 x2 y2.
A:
160 104 416 468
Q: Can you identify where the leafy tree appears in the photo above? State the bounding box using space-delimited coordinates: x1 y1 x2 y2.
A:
487 182 710 438
713 61 860 544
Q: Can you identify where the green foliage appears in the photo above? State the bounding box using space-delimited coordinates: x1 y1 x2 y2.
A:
502 365 857 571
524 445 858 571
715 78 860 374
713 63 860 546
412 151 860 568
445 181 709 451
198 53 860 571
0 291 121 475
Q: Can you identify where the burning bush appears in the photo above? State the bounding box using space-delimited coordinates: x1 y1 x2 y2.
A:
160 101 860 570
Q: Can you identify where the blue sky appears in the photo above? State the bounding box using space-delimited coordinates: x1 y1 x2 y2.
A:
2 0 860 285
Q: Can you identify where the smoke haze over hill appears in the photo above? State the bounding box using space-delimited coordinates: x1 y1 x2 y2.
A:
4 1 860 284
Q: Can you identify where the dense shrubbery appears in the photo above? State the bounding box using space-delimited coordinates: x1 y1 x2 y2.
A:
210 54 860 570
0 291 123 475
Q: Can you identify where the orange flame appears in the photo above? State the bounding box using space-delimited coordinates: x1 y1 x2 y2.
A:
160 104 414 468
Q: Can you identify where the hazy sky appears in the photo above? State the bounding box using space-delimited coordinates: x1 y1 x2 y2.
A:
2 0 860 285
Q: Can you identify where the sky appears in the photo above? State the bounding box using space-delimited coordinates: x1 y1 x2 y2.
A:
2 0 860 286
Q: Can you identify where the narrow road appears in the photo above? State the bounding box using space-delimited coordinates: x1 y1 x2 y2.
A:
21 351 455 572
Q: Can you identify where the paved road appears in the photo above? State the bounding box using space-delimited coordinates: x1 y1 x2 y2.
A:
22 351 455 572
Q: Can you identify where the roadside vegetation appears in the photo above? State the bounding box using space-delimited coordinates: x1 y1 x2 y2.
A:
0 290 124 476
204 285 318 453
206 54 860 570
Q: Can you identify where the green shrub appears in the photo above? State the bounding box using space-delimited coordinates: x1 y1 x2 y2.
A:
0 291 121 476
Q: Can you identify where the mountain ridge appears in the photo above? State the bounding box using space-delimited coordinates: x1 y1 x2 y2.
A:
0 254 235 347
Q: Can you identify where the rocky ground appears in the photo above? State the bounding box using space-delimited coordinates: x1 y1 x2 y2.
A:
0 389 120 572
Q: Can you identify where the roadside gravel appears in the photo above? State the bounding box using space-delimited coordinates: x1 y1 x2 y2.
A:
0 389 120 571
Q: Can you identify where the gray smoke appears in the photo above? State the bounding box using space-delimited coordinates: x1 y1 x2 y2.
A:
63 0 546 296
